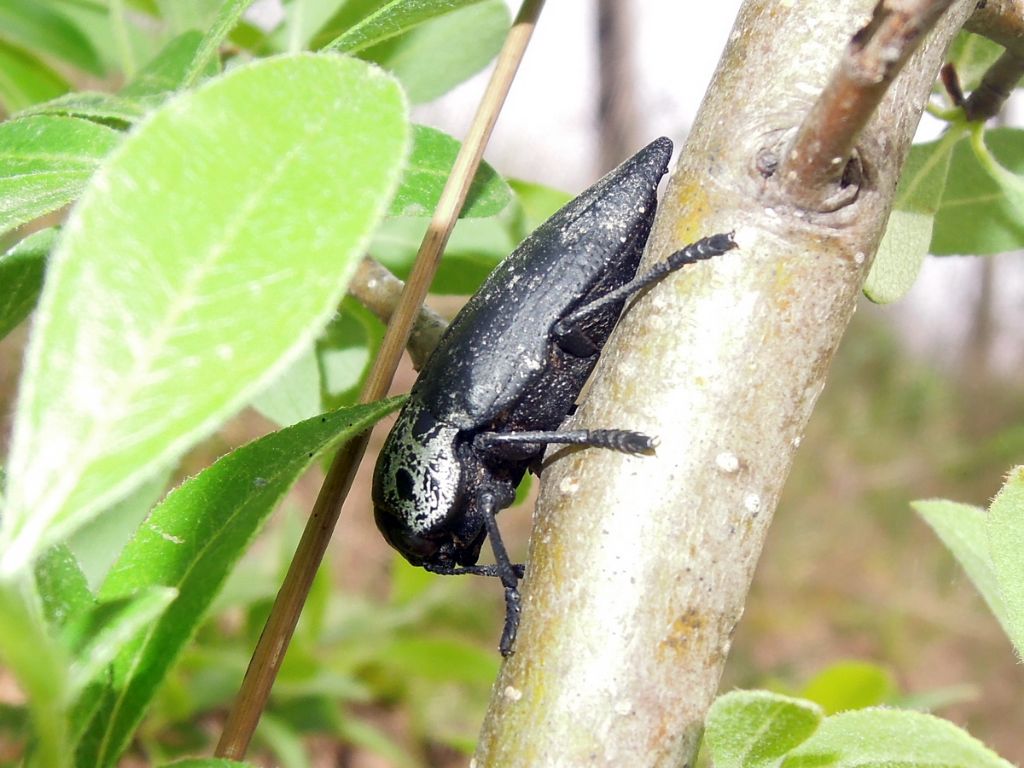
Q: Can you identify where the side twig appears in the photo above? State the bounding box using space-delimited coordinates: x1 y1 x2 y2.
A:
214 0 546 758
963 48 1024 121
779 0 958 209
348 256 447 368
965 0 1024 57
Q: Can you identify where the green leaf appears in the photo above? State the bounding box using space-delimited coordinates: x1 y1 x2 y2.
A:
508 178 572 234
391 124 511 217
361 0 508 103
372 214 513 294
182 0 256 87
120 30 206 99
780 708 1014 767
254 711 310 768
66 467 173 589
913 499 1012 642
15 91 147 125
799 661 895 714
0 39 70 112
35 543 93 632
0 0 103 75
705 690 822 768
251 300 380 427
75 398 402 767
0 54 408 575
0 577 70 768
864 136 956 303
986 465 1024 657
64 586 177 696
324 0 488 54
0 227 52 339
160 760 259 768
931 127 1024 255
0 115 120 237
378 636 500 684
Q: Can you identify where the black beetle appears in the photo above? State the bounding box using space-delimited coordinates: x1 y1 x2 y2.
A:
373 137 736 655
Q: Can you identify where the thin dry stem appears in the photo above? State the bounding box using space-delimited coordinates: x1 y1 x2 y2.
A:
214 0 546 757
780 0 958 209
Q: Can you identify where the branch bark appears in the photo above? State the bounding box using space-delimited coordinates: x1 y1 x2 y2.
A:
473 1 977 765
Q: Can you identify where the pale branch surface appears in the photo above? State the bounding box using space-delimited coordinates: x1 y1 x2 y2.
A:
780 0 958 209
348 256 447 369
473 1 978 766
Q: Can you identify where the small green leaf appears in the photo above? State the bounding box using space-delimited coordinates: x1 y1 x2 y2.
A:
986 465 1024 657
66 467 173 589
160 760 259 768
252 300 381 427
799 661 895 714
372 215 513 294
391 124 511 217
380 636 500 684
865 136 956 303
931 127 1024 255
0 577 70 768
182 0 256 87
0 55 408 575
15 91 147 125
0 39 70 112
76 398 401 767
361 0 508 103
913 499 1012 641
35 543 93 632
0 227 52 339
0 115 120 236
65 587 177 696
0 0 103 75
324 0 488 54
780 708 1014 767
508 178 572 234
121 30 206 98
705 690 822 768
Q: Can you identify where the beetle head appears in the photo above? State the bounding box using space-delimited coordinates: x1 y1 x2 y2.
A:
372 400 485 568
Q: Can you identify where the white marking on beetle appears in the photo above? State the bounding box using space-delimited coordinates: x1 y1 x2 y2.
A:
614 699 633 715
743 493 762 515
503 685 523 702
715 451 739 473
559 475 580 494
792 435 802 448
853 251 866 264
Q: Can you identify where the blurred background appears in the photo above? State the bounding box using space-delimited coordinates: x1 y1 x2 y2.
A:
1 0 1022 765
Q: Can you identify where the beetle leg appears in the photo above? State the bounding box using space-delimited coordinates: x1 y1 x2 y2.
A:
476 488 523 656
475 428 656 457
551 321 600 357
555 231 737 333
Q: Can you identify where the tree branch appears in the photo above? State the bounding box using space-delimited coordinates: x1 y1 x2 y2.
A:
347 256 446 369
964 0 1024 57
779 0 958 209
474 0 977 765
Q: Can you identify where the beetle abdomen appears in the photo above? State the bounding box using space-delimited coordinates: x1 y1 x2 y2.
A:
413 137 674 428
